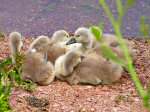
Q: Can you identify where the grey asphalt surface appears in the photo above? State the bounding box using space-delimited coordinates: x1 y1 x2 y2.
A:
0 0 149 37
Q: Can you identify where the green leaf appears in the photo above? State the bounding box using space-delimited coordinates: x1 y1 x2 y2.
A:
90 26 103 41
100 44 125 66
126 0 136 8
0 58 12 68
99 0 104 4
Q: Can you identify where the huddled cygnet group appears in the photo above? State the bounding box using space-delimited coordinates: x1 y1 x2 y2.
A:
9 27 135 86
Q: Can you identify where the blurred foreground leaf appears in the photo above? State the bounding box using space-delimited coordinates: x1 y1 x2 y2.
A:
90 26 103 41
126 0 136 8
100 44 125 67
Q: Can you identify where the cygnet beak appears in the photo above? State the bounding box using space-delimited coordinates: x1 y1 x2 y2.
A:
66 37 77 45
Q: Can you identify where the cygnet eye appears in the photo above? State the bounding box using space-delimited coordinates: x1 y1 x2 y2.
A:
81 55 85 60
76 35 80 37
110 42 119 47
65 34 69 38
66 35 69 38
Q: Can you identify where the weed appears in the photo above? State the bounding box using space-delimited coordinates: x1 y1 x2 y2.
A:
0 53 36 111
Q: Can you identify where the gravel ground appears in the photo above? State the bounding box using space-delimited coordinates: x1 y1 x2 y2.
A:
0 0 150 37
0 37 150 112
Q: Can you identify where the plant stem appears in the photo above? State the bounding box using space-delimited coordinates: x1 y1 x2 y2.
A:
99 0 146 100
116 0 124 26
115 25 146 98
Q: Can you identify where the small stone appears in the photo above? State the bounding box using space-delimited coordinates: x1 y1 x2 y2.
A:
90 108 95 112
79 107 87 112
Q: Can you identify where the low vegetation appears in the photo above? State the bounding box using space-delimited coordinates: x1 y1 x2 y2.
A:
0 53 36 111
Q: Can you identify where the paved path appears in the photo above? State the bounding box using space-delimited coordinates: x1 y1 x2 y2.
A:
0 0 149 37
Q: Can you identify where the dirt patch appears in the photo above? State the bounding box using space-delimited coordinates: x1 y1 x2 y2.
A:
0 38 150 112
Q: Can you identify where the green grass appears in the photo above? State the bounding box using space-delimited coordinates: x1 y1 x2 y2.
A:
0 53 36 111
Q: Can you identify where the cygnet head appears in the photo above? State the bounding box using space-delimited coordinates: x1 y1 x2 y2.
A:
9 31 23 40
9 31 22 38
29 35 50 53
54 46 82 77
9 31 23 52
54 42 83 77
51 30 69 43
74 27 94 49
9 32 24 64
